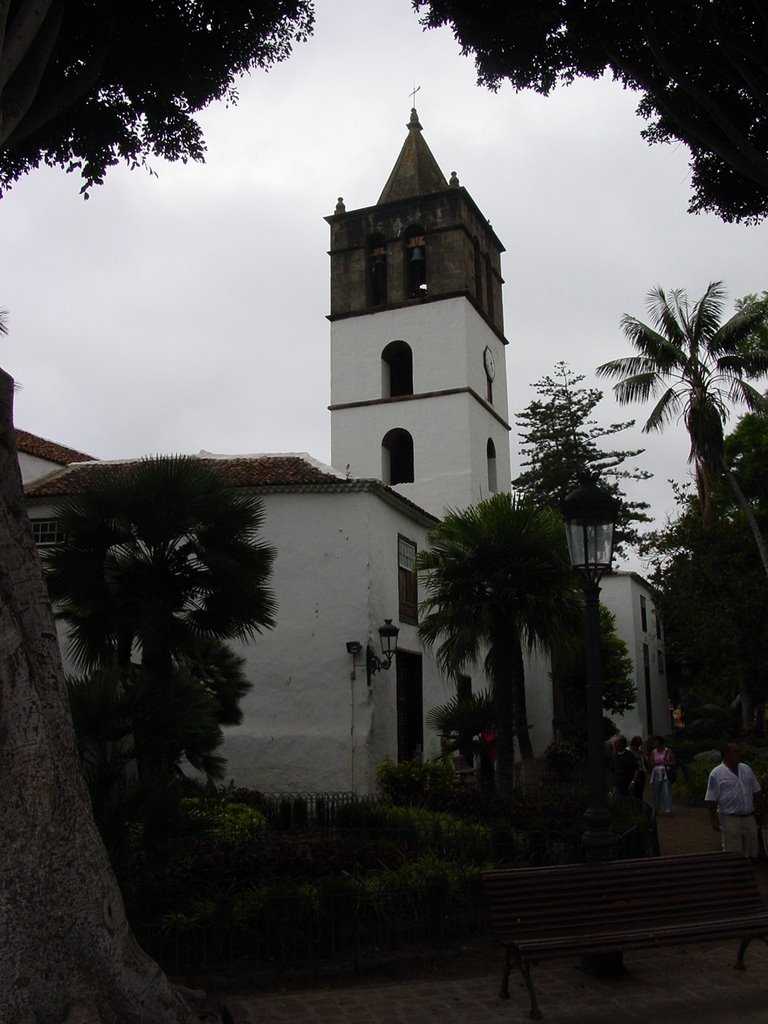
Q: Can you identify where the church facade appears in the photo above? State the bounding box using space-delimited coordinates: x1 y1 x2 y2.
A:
21 110 667 794
22 109 553 793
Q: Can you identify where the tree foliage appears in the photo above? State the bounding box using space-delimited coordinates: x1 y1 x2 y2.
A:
414 0 768 223
417 493 583 795
0 0 314 194
426 688 494 764
725 404 768 519
551 604 637 743
514 361 651 557
645 480 768 730
597 282 768 529
44 455 277 780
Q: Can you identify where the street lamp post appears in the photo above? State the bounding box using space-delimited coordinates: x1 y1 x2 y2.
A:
562 474 618 864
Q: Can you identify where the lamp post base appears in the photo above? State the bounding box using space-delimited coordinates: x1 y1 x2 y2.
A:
582 805 614 863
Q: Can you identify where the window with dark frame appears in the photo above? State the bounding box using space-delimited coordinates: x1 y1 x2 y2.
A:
640 595 648 632
31 519 65 546
398 535 418 625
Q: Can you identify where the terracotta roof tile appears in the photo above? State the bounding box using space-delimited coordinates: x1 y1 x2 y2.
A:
23 452 439 525
24 454 346 498
15 429 96 466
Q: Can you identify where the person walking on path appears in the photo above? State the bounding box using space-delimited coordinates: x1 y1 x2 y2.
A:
611 735 640 802
650 736 676 815
705 743 763 859
629 735 648 803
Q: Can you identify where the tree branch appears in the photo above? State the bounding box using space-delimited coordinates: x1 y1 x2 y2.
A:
0 0 54 88
0 0 63 147
604 40 768 191
2 2 116 150
637 19 768 186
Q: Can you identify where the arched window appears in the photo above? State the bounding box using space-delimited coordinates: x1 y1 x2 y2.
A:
486 439 497 493
382 429 415 485
367 233 388 306
405 225 427 299
381 340 413 398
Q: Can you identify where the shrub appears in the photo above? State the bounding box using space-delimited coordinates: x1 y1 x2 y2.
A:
180 797 268 841
543 741 582 780
376 758 455 805
672 759 716 803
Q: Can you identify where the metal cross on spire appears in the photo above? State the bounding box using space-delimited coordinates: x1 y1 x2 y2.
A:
409 83 421 106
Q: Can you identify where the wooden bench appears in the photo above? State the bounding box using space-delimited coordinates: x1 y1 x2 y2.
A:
483 851 768 1019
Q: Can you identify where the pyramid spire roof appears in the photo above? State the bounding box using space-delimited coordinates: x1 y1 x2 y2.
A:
377 108 450 204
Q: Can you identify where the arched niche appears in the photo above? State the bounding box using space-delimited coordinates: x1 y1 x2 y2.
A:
382 428 415 485
486 438 498 493
381 340 413 398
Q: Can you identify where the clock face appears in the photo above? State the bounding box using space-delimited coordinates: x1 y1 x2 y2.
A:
483 346 496 381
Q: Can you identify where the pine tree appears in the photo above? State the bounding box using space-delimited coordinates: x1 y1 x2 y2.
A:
514 362 651 557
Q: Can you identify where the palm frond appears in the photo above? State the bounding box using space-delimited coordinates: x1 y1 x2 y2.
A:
645 286 689 350
688 281 727 345
643 388 684 433
725 379 768 414
610 372 662 406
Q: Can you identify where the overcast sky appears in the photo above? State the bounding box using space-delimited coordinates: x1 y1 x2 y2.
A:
3 0 767 571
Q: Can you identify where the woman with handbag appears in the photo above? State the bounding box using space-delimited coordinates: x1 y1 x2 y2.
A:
650 735 676 815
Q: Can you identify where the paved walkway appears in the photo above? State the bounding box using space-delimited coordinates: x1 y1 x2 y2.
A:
217 803 768 1024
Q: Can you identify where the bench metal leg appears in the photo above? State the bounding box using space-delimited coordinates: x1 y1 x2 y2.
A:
513 950 543 1020
499 948 512 998
735 935 768 970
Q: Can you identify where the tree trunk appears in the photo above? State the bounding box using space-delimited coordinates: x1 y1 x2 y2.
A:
722 460 768 581
490 609 536 797
0 370 200 1024
510 639 537 788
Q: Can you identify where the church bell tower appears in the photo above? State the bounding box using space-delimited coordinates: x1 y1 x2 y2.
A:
326 109 512 517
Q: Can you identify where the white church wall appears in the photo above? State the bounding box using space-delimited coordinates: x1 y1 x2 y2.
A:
467 398 512 501
222 487 447 794
331 299 474 406
522 648 555 758
331 298 512 520
225 488 377 793
332 392 512 519
460 303 509 418
601 572 671 741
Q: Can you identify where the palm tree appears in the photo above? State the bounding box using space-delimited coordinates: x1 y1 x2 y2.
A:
426 688 494 757
596 283 768 547
417 493 582 796
44 455 277 779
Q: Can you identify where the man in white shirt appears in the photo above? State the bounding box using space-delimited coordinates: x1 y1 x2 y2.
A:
705 743 763 858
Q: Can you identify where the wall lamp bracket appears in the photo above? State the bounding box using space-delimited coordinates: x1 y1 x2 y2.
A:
366 619 399 686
